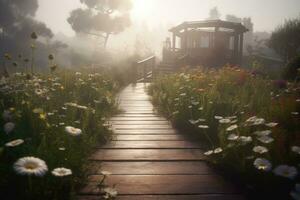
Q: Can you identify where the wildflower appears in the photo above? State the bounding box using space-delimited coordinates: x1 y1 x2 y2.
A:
14 157 48 176
253 146 268 154
265 122 278 128
65 126 82 136
253 118 265 126
257 135 274 144
4 122 15 134
5 139 24 147
226 124 238 131
254 130 272 137
238 136 252 144
292 146 300 155
198 107 204 111
214 148 223 154
219 118 231 124
180 93 186 96
103 187 118 199
59 147 66 151
198 125 209 129
292 112 299 116
204 150 214 156
273 165 298 179
214 116 223 120
189 119 199 125
191 101 199 106
52 168 72 177
228 134 239 141
254 158 272 171
100 171 112 176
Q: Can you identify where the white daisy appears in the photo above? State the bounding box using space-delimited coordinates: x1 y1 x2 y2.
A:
273 165 298 179
4 122 15 134
52 167 72 177
226 124 238 131
100 171 112 176
254 130 272 137
14 157 48 176
253 146 268 154
254 158 272 171
214 148 223 154
265 122 278 128
204 150 214 156
5 139 24 147
238 136 253 144
257 135 274 144
219 118 231 124
292 146 300 155
227 134 239 141
198 125 209 129
65 126 82 136
214 116 223 120
103 187 118 199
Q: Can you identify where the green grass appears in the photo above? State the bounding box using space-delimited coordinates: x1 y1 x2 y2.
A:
149 66 300 199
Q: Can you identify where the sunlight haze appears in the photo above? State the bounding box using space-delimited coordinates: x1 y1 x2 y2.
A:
36 0 300 36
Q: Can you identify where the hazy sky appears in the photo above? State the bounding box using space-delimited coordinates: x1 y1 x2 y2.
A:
36 0 300 36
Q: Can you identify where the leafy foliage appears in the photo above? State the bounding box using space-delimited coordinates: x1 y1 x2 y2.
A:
268 17 300 62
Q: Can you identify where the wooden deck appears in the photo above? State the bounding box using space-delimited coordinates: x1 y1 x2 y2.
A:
78 83 244 200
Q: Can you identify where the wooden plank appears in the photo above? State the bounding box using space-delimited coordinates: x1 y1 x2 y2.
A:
89 161 213 175
78 195 245 200
114 129 177 135
101 141 199 149
113 124 172 130
115 114 161 117
112 135 183 141
81 175 238 195
110 117 166 121
123 111 156 114
110 121 170 125
90 149 204 161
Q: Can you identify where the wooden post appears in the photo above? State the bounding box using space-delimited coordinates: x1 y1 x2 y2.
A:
172 33 176 51
184 27 188 51
239 33 244 65
234 33 239 65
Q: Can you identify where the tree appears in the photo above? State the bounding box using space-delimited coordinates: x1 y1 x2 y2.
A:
207 7 221 20
68 0 132 48
268 17 300 62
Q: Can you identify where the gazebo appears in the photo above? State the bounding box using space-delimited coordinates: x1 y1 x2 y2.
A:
162 20 248 67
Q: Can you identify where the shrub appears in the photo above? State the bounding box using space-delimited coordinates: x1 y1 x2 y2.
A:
283 55 300 80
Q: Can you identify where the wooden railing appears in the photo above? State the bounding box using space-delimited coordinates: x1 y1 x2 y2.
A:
133 55 156 83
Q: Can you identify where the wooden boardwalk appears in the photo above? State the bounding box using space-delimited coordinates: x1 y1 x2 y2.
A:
78 83 244 200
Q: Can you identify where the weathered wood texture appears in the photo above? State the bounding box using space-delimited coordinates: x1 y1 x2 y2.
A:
78 83 244 200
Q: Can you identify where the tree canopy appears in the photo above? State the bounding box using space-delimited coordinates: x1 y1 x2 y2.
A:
268 16 300 62
68 0 132 48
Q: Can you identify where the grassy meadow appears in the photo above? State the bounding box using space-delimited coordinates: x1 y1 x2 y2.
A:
149 66 300 198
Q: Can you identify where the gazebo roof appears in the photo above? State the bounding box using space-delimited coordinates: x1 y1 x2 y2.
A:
169 20 248 34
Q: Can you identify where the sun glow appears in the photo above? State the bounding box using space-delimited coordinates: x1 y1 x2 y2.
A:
131 0 154 21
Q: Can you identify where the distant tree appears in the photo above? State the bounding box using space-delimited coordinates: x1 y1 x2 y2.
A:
208 7 221 20
225 15 241 23
268 17 300 62
68 0 132 48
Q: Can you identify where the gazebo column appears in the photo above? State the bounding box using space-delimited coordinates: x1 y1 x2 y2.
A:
172 32 176 51
239 33 244 65
183 27 188 51
234 33 239 64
